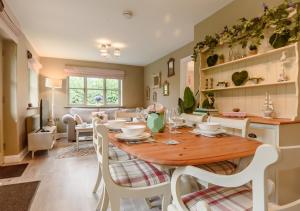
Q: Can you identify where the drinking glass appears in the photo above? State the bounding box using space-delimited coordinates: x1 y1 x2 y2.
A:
165 109 175 140
171 108 182 134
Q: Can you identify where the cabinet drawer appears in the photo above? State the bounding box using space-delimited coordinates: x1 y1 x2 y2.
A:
248 124 277 145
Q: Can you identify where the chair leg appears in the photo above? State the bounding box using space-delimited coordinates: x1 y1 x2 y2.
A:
161 193 171 211
96 180 104 210
93 164 102 193
109 194 120 211
99 187 109 211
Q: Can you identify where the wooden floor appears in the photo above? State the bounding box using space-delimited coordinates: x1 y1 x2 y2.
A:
0 139 161 211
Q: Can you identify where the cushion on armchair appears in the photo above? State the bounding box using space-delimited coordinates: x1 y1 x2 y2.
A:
74 114 83 124
62 114 75 124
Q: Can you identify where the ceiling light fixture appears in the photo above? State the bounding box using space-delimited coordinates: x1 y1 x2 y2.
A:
99 43 121 58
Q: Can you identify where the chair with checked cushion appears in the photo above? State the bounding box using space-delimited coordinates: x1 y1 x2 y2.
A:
197 117 250 177
168 144 300 211
96 123 171 211
92 118 135 195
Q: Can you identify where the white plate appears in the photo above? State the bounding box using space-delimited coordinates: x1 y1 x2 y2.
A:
115 132 151 141
104 123 122 130
191 128 226 137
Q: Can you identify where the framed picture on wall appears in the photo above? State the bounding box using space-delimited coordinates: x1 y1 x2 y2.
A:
153 91 157 102
146 86 150 100
152 72 161 89
163 81 169 96
167 58 175 77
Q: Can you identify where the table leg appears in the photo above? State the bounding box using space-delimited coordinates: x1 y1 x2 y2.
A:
76 131 79 151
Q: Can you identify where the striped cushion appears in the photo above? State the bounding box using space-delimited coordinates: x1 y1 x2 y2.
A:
109 146 135 161
182 185 252 211
109 160 170 187
198 161 237 175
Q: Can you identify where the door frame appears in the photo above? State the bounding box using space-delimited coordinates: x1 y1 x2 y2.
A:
180 55 194 98
0 14 19 164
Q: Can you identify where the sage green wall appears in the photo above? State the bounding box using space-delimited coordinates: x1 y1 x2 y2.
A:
193 0 283 90
3 34 39 156
144 42 194 109
39 57 144 132
144 1 285 109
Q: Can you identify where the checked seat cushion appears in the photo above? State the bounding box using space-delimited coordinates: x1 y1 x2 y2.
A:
182 185 252 211
108 146 135 161
198 161 237 175
109 160 170 188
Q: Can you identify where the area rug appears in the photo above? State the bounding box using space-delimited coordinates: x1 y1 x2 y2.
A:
0 181 40 211
56 141 95 159
0 163 28 179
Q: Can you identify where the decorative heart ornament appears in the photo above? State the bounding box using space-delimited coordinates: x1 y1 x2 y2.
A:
232 70 249 86
206 54 219 67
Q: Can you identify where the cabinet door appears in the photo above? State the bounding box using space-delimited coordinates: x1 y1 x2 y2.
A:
248 123 278 202
248 123 278 145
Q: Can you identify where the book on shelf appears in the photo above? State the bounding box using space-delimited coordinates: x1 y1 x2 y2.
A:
194 108 219 116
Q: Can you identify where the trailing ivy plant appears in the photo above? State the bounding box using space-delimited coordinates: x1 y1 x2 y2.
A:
192 0 300 61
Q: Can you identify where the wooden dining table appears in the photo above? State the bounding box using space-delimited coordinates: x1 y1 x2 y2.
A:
109 126 262 166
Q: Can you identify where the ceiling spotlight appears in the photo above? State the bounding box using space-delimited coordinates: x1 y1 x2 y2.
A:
123 10 133 19
114 48 121 57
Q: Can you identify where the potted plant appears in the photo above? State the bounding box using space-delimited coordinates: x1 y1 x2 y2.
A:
178 87 196 114
249 44 258 55
219 54 225 64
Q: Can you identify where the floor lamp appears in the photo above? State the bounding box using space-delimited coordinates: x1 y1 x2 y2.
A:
45 78 62 125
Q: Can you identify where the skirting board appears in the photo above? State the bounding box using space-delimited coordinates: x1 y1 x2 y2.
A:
4 147 28 164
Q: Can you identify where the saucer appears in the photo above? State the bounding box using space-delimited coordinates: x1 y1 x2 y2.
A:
191 128 226 137
115 132 151 141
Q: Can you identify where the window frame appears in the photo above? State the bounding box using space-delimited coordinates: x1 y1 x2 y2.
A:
28 66 39 107
67 76 122 107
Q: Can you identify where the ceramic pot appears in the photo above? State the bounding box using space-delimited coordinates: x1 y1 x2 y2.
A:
147 113 164 133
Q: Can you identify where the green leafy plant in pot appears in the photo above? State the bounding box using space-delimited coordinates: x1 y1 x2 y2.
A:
202 92 215 109
249 44 258 55
178 87 196 114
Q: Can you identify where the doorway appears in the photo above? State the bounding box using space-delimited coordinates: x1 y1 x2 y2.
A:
180 56 195 98
0 39 3 164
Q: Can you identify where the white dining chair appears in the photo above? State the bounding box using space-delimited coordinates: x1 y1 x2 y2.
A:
193 117 250 177
91 118 135 195
207 116 250 138
168 144 300 211
95 123 171 211
115 111 140 121
180 113 207 127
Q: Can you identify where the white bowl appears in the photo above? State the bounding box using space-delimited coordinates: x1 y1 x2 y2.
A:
198 122 220 132
121 125 146 137
107 120 126 129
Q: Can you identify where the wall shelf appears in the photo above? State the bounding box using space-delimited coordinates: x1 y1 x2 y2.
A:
200 44 296 72
201 81 296 92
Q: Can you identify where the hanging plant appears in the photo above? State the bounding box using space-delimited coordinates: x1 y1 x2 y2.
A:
192 0 300 61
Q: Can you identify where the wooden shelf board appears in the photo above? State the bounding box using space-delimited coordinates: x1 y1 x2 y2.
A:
201 44 296 72
201 81 296 92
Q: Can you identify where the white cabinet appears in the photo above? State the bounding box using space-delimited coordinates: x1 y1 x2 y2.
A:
249 123 300 205
28 126 57 158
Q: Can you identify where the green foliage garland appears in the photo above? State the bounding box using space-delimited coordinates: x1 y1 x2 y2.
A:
192 0 300 61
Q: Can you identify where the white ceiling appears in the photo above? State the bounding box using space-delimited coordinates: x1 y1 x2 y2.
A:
7 0 233 66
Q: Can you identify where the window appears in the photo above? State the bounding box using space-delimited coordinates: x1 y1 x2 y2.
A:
28 67 39 107
68 76 122 106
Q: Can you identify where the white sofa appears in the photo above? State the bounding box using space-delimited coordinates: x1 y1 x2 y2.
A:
62 108 135 141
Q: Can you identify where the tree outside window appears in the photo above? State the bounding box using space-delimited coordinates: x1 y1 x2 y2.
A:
68 76 121 106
